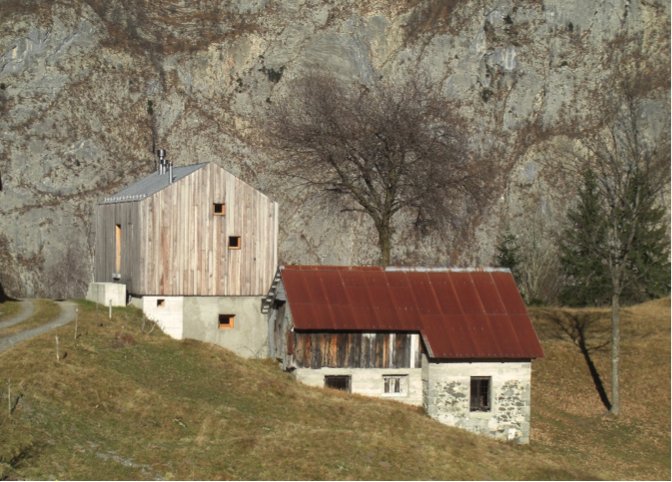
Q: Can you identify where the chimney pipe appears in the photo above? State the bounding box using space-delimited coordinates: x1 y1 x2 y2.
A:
157 149 166 175
169 161 174 184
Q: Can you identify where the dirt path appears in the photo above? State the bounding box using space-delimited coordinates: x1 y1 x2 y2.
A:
0 300 35 330
0 300 77 355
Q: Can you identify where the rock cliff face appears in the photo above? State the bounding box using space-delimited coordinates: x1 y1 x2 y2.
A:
0 0 669 297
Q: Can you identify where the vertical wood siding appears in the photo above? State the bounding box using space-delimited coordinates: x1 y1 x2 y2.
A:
94 163 278 296
292 332 422 369
94 201 143 294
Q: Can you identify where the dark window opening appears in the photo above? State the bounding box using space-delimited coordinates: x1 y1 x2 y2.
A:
228 236 241 249
324 375 351 392
157 299 165 307
213 203 226 215
470 376 491 412
219 314 234 329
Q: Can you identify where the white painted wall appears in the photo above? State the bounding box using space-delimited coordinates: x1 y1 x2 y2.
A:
423 355 532 443
294 367 423 406
142 296 184 339
86 282 127 307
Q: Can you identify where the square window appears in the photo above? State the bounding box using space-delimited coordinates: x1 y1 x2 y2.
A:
324 375 351 392
383 375 408 395
157 299 165 307
219 314 235 329
213 203 226 215
228 236 241 249
470 376 491 412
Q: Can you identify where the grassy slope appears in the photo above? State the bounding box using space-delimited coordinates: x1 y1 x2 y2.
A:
528 298 671 480
0 298 669 480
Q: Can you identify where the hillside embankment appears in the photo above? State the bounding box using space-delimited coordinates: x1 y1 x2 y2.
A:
0 297 669 480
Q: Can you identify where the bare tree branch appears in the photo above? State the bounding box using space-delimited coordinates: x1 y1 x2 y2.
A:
254 71 491 265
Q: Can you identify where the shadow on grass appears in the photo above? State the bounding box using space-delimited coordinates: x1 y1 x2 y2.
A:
548 311 612 411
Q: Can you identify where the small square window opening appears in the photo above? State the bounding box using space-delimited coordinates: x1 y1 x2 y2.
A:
228 236 241 249
324 375 351 392
470 376 491 412
219 314 235 329
383 375 408 395
157 299 165 307
213 203 226 215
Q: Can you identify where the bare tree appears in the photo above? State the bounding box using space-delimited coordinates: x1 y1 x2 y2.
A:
555 55 671 415
499 205 563 305
256 72 490 266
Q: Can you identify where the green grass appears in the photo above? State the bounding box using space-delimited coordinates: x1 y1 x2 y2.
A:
0 301 23 323
0 298 669 480
0 300 60 336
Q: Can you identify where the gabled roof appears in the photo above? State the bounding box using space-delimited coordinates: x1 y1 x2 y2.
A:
99 163 208 204
275 265 544 360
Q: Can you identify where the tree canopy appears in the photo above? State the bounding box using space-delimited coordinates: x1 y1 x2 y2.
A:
258 72 489 265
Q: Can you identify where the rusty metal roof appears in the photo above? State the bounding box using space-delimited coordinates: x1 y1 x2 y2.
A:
278 266 544 359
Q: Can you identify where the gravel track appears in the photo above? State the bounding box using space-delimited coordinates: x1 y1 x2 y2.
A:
0 301 77 355
0 300 35 330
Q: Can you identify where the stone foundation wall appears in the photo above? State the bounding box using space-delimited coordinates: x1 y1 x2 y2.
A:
423 359 532 443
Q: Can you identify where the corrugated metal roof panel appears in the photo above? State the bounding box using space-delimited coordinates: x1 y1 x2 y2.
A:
98 163 208 204
279 266 544 359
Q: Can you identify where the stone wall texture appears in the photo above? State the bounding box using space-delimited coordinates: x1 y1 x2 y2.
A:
424 360 532 443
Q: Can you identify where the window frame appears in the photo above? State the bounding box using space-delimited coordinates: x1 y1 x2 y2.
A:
470 376 492 412
382 375 408 396
218 314 235 329
213 203 226 216
115 224 122 272
228 236 241 249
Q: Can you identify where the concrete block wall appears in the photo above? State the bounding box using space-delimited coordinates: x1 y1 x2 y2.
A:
182 296 268 359
86 282 127 307
423 357 532 443
293 367 423 406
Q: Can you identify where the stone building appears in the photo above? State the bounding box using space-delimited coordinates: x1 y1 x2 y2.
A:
264 265 544 443
88 153 279 358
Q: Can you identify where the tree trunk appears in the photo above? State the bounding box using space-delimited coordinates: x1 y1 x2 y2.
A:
610 287 621 415
377 223 392 267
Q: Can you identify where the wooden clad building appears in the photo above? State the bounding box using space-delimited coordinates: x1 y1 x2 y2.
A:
94 162 279 297
90 159 278 359
265 265 544 443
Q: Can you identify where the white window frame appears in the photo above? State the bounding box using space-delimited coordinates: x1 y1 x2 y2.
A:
382 375 408 396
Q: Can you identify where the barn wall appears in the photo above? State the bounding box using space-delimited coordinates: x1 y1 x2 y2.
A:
293 367 423 406
423 356 532 444
94 201 143 293
292 332 422 369
140 163 278 296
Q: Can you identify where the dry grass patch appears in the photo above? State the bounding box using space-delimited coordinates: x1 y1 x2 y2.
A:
0 300 60 336
528 298 671 480
0 298 668 480
0 301 22 323
0 301 564 480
